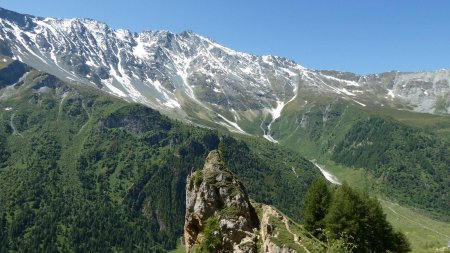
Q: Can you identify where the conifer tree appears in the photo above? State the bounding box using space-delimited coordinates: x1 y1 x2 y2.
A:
323 182 411 253
364 196 411 252
0 213 7 253
302 177 331 238
325 182 367 250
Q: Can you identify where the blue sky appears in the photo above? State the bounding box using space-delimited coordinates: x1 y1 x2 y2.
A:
1 0 449 74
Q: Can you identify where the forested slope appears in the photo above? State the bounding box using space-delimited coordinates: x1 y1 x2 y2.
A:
0 62 319 252
275 97 450 221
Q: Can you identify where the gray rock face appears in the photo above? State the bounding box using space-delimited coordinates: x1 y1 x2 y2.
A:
184 150 259 252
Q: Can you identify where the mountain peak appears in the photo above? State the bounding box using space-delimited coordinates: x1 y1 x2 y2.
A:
0 7 447 138
0 6 38 29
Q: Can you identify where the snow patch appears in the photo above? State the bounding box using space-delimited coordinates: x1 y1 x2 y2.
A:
263 100 284 143
282 67 298 77
262 55 274 66
164 99 181 109
102 80 127 97
270 101 285 123
387 89 395 98
240 66 253 74
312 161 340 185
114 29 130 41
133 38 150 58
263 82 298 143
85 59 98 67
338 88 356 96
263 134 278 143
217 113 248 135
352 99 366 107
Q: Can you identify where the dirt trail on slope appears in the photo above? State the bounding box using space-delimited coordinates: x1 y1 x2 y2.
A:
282 216 311 253
10 113 23 137
260 204 310 253
76 100 91 135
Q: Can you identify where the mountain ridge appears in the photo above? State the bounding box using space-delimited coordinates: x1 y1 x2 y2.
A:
0 6 448 142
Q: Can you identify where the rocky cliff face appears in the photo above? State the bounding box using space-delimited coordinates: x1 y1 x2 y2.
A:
184 150 259 252
184 150 321 253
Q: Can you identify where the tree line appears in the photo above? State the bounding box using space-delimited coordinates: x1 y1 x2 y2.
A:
302 178 411 253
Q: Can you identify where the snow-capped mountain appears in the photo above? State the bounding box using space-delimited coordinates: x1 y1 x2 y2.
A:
0 7 448 140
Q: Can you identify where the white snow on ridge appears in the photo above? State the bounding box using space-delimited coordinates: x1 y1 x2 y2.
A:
198 34 250 59
322 74 360 87
114 29 130 41
261 55 274 66
311 73 361 98
6 20 48 64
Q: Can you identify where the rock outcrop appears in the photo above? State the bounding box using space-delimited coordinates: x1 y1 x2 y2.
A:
184 150 317 253
184 150 259 252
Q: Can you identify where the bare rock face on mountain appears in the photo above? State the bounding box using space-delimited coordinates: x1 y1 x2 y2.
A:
1 7 448 142
184 150 259 252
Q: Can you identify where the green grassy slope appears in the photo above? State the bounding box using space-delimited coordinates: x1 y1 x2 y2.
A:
380 200 450 252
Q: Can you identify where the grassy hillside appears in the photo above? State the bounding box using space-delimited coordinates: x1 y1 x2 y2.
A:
380 200 450 252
